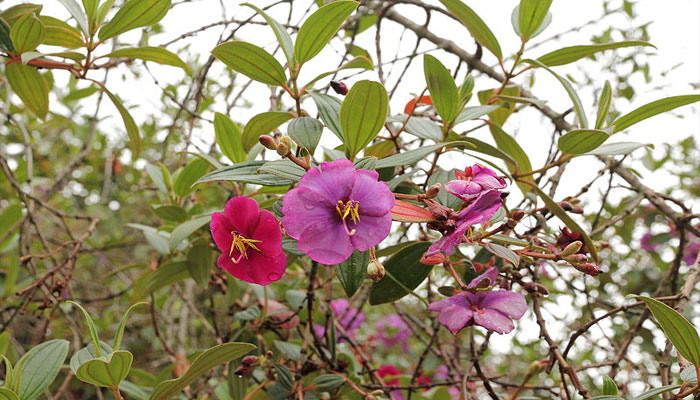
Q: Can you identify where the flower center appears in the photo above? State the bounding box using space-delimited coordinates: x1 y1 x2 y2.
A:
455 167 474 181
336 200 360 236
229 231 262 264
470 304 486 314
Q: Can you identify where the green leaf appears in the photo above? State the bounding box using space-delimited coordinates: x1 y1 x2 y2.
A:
143 261 190 294
258 159 305 182
39 16 84 48
294 1 358 65
0 204 22 234
96 0 116 28
214 113 246 164
274 364 294 390
339 80 389 158
16 339 69 400
0 18 14 53
153 205 188 223
82 0 98 33
195 161 293 187
423 54 459 124
288 117 323 155
524 59 588 128
517 0 553 40
584 141 652 156
68 342 111 373
76 351 133 387
0 4 43 26
57 0 89 36
530 185 599 264
150 342 256 400
313 375 345 391
438 0 502 59
113 302 148 351
611 95 700 133
681 366 697 383
537 41 656 67
242 3 293 65
595 80 612 129
369 242 431 305
375 142 466 169
101 86 141 158
6 62 49 119
187 244 213 285
67 301 103 357
98 0 171 41
0 388 18 400
304 56 373 88
310 92 343 140
489 124 533 193
633 296 700 365
387 115 442 141
10 13 44 53
454 105 503 124
632 385 682 400
169 215 211 251
212 41 287 86
477 87 520 126
242 112 294 152
174 158 210 197
105 47 189 73
335 250 368 298
127 224 169 254
558 129 610 155
482 242 520 266
602 376 618 396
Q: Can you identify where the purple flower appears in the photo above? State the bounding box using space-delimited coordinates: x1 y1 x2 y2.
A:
684 241 700 265
375 314 410 351
210 197 286 285
315 299 365 340
427 290 527 334
282 159 395 264
444 164 506 201
468 266 499 288
640 232 661 252
425 190 502 257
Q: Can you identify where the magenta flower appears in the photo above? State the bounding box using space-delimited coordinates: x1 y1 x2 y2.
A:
425 190 502 257
640 232 661 252
282 159 394 264
428 290 527 334
684 241 700 265
314 299 365 340
375 314 410 351
444 164 506 201
210 196 286 285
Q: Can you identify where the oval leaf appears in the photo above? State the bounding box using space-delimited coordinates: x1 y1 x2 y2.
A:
242 3 293 65
335 250 368 298
438 0 502 59
39 16 84 48
558 129 610 155
517 0 553 40
98 0 171 41
10 13 44 53
294 1 358 64
105 47 188 72
369 242 432 305
310 92 343 140
242 111 294 152
75 351 133 387
612 95 700 133
288 117 323 155
537 41 656 67
149 342 256 400
174 158 210 198
16 339 69 400
339 80 389 158
6 62 49 119
212 41 287 86
423 54 459 124
214 112 246 164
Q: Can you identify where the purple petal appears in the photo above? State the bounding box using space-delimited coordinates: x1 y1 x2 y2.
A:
473 173 506 190
297 159 355 204
210 212 234 253
473 308 515 334
444 180 483 201
251 210 284 255
282 187 336 239
349 214 393 252
350 170 395 217
437 305 474 334
468 266 499 288
480 290 528 320
224 196 261 236
297 223 353 264
457 190 503 223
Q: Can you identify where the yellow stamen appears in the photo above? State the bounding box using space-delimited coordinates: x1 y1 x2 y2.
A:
336 200 361 236
229 231 263 263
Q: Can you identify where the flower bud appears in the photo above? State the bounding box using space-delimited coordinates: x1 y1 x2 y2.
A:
527 359 549 375
276 136 293 156
511 210 525 221
421 252 447 265
242 355 259 366
559 201 574 211
573 263 602 276
523 282 549 296
425 183 441 199
330 80 348 95
560 241 583 257
564 254 588 264
571 207 584 214
259 135 277 150
367 260 385 281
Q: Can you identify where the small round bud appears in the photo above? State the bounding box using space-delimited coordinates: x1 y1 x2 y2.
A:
527 359 549 375
559 201 574 211
523 282 549 296
421 252 447 265
425 183 441 199
511 210 525 221
259 135 277 150
571 207 584 214
573 263 602 276
276 143 290 156
367 260 385 281
560 241 583 257
330 80 348 95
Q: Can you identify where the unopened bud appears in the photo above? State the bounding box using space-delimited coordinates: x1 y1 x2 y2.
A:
523 282 549 296
259 135 277 150
367 260 385 281
559 201 574 211
330 80 348 95
571 207 584 214
241 355 259 366
511 210 525 221
560 241 583 257
573 263 602 276
527 359 549 375
565 253 588 264
277 136 293 155
421 252 447 265
425 183 441 199
438 286 457 296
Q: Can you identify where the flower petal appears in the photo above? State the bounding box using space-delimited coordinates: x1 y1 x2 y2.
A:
473 308 515 334
444 180 483 201
223 196 261 236
252 209 284 255
457 190 503 223
350 170 395 217
468 266 499 288
480 290 528 320
217 250 286 286
210 212 234 253
349 213 393 251
297 223 353 264
282 187 337 239
437 305 474 334
297 159 355 204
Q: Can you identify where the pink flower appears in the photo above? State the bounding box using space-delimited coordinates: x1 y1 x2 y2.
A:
375 314 410 351
210 197 286 285
377 365 404 400
684 241 700 265
425 190 502 257
314 299 365 340
444 164 506 201
427 267 527 334
282 159 394 264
